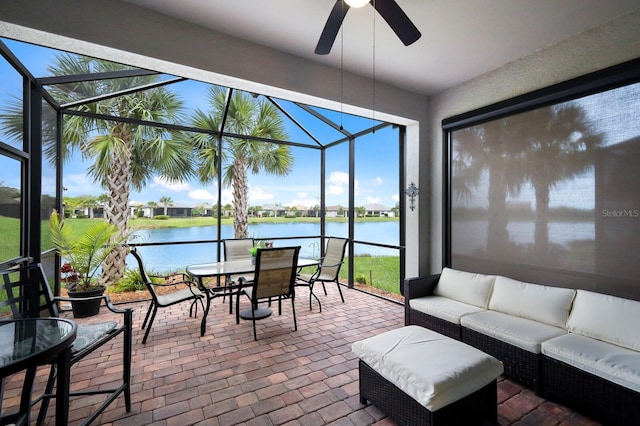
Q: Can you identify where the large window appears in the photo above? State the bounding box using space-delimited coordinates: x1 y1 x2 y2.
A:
444 59 640 300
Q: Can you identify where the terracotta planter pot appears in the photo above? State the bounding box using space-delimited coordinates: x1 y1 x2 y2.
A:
67 286 106 318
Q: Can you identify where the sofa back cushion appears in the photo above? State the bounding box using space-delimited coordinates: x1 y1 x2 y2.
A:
567 290 640 351
434 268 495 308
489 276 575 328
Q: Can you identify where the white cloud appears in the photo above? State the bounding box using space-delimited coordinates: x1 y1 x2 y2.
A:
326 171 359 195
366 196 381 204
327 185 344 195
221 189 233 205
373 177 383 186
188 189 215 200
287 192 318 208
249 186 274 201
328 171 349 186
151 176 191 192
63 173 101 195
391 194 399 202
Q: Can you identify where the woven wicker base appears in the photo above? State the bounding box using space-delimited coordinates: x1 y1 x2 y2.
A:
543 356 640 425
358 360 497 425
462 327 542 394
408 309 462 340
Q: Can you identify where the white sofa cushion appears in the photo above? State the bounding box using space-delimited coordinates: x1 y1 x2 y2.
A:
461 311 567 353
352 326 503 411
542 333 640 392
409 296 486 324
489 276 575 328
433 268 496 309
567 290 640 351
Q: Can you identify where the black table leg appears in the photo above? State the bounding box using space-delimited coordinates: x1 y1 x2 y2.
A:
56 347 72 426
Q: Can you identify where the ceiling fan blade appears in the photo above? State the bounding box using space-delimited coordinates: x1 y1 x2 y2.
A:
373 0 421 46
315 1 350 55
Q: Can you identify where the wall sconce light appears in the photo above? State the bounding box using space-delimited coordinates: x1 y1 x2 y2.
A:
405 182 419 211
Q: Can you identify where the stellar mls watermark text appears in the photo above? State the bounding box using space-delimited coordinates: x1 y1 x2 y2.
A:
601 209 639 218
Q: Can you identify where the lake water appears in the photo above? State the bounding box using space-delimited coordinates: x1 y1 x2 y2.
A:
131 221 400 272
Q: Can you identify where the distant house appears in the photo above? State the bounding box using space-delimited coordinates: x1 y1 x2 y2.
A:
261 204 286 218
137 202 193 218
364 203 394 217
326 205 348 218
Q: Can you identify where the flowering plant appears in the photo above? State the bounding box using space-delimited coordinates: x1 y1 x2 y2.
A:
60 262 81 287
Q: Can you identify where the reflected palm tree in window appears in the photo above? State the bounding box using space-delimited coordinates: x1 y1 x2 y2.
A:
453 103 601 260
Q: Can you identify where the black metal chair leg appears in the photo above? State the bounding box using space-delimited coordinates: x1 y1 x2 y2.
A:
292 298 297 331
123 309 133 412
142 306 158 344
141 302 154 329
36 365 56 425
336 281 344 302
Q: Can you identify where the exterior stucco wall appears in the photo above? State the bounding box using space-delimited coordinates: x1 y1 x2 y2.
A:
427 10 640 274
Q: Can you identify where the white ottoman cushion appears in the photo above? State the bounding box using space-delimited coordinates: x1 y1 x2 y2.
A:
352 325 503 411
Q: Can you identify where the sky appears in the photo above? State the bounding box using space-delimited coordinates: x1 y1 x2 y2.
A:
0 37 401 210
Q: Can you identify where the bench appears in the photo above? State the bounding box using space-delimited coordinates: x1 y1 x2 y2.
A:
352 325 504 425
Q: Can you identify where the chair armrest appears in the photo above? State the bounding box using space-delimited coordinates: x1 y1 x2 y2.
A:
150 272 190 282
148 279 198 288
403 274 440 299
53 294 132 315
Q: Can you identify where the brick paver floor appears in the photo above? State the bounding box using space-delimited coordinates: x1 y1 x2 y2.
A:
2 285 601 425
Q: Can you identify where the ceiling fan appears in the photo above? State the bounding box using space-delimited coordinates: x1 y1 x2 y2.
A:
315 0 422 55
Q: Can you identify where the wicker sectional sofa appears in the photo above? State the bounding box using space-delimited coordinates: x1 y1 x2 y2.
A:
404 267 640 425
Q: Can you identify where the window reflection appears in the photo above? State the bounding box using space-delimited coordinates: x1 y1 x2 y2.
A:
450 83 640 283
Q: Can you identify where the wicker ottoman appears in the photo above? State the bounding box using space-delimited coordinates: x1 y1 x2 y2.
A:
352 325 504 425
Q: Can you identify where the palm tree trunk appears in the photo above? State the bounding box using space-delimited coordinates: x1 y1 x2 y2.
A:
101 142 132 286
232 159 249 238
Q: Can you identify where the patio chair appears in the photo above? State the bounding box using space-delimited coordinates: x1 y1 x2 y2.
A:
129 248 204 344
296 237 347 312
235 246 300 340
220 238 255 312
0 261 132 426
223 238 255 284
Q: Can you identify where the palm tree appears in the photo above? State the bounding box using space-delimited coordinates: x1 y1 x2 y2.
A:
185 87 292 238
147 201 158 218
0 53 195 284
159 196 173 216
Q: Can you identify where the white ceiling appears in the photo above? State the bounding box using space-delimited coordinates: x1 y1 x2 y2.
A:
123 0 640 96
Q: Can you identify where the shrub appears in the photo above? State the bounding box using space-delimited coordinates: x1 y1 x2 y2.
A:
154 215 170 220
355 273 367 285
111 268 148 293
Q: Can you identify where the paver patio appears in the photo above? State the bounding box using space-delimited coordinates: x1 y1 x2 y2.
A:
2 285 600 425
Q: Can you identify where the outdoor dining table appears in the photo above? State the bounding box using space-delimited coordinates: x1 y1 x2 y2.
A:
186 257 319 336
0 317 77 426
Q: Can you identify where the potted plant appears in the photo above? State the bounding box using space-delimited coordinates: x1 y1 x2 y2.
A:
248 241 272 263
49 210 129 318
